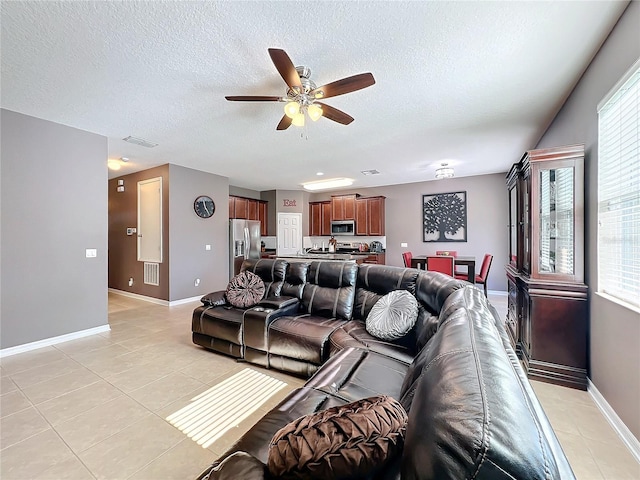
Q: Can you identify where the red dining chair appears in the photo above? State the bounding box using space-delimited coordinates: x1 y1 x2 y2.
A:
437 250 466 276
425 255 455 276
402 252 413 268
456 254 493 297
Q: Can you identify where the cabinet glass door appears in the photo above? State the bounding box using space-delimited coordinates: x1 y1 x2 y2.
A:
522 174 530 274
509 186 518 267
539 167 574 275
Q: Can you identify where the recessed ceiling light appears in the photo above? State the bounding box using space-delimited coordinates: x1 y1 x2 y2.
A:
361 169 380 175
316 172 324 176
302 177 354 191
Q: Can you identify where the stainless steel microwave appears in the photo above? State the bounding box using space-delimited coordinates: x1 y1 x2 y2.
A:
331 220 355 236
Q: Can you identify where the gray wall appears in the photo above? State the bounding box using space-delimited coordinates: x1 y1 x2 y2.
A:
1 109 108 349
168 165 229 300
311 172 508 291
536 1 640 440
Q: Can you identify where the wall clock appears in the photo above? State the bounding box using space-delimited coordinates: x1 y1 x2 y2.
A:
194 195 215 218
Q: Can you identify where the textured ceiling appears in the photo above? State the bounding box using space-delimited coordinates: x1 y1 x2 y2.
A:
0 1 629 191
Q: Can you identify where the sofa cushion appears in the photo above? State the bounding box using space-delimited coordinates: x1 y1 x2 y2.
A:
301 262 357 321
202 451 265 480
366 290 419 341
267 395 407 480
242 258 288 297
226 271 265 308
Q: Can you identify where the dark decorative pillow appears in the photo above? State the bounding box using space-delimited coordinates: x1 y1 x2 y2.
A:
225 271 265 308
366 290 419 341
203 451 265 480
267 395 407 480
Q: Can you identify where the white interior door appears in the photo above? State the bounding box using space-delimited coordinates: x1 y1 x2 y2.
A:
277 213 302 256
137 177 162 262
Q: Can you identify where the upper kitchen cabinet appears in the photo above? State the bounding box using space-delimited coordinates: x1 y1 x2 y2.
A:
229 195 268 236
355 196 386 236
331 194 358 220
309 201 332 236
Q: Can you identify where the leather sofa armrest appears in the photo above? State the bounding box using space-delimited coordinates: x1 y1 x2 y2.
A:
201 291 227 307
243 300 300 352
258 296 298 309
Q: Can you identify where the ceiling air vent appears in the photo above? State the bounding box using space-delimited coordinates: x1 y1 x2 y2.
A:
361 169 380 175
123 136 158 148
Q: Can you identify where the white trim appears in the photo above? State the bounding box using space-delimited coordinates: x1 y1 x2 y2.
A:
588 379 640 464
597 57 640 112
594 291 640 315
108 288 169 305
108 289 202 307
487 289 508 296
0 325 111 358
168 295 202 306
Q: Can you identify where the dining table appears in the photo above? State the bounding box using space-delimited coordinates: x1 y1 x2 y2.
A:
410 255 476 283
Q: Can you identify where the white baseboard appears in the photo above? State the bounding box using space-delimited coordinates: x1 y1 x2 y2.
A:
588 379 640 463
108 288 201 307
169 295 202 306
487 289 507 296
0 324 111 358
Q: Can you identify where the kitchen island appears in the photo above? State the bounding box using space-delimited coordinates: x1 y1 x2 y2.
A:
270 253 370 263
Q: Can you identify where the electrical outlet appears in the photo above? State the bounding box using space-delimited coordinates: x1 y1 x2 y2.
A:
401 242 408 248
195 278 200 287
205 244 211 251
128 277 134 287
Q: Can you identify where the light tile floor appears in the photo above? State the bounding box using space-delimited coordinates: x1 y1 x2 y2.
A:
0 292 637 479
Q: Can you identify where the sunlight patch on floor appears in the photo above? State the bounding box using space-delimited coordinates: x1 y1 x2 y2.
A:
166 368 287 448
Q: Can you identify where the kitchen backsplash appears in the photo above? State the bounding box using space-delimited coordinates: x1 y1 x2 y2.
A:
304 236 386 250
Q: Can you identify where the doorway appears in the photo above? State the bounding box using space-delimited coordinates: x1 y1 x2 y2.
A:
276 213 302 256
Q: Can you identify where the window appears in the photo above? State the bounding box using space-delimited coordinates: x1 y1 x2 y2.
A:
597 59 640 309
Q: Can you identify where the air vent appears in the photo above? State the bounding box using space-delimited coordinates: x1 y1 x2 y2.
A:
123 136 158 148
361 169 380 175
144 262 160 286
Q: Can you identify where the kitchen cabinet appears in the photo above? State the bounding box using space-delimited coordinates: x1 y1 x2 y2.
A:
331 194 357 220
361 253 385 265
309 201 332 236
506 144 587 390
355 199 368 235
367 196 385 235
229 195 268 235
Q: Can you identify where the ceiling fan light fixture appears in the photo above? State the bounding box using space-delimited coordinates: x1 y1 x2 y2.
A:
284 101 300 118
435 163 454 179
302 177 354 191
292 112 305 127
307 104 323 121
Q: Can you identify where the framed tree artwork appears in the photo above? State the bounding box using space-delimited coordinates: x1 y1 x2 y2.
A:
423 191 467 242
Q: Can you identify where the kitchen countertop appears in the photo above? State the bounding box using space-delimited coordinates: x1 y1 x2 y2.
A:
271 253 371 262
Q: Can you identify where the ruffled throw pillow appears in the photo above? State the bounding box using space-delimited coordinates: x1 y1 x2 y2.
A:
366 290 419 341
267 395 407 480
225 271 265 308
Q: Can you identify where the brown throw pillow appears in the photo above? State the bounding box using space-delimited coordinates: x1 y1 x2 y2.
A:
225 271 265 308
267 395 407 480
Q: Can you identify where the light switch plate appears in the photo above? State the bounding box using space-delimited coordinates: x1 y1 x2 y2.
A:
205 244 211 250
401 242 408 248
86 248 97 258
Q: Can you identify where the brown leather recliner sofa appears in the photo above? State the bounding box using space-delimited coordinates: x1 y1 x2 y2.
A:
192 259 576 479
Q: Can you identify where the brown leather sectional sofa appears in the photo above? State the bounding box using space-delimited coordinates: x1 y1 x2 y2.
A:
192 259 576 479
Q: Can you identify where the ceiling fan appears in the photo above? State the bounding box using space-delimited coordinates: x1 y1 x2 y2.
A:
225 48 375 130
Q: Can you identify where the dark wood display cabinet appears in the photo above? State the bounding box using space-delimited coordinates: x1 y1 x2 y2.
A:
229 195 268 237
506 144 588 390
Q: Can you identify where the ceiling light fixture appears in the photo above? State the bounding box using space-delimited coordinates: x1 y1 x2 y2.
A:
435 163 454 179
107 159 122 171
302 177 354 191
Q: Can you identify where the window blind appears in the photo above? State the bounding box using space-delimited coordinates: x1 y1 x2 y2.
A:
597 59 640 309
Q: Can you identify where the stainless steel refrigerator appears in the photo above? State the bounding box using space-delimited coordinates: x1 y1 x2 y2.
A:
229 219 261 278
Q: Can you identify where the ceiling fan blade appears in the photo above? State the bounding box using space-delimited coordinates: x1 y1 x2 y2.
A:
311 73 375 99
276 115 292 130
316 102 354 125
225 96 282 102
268 48 302 90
